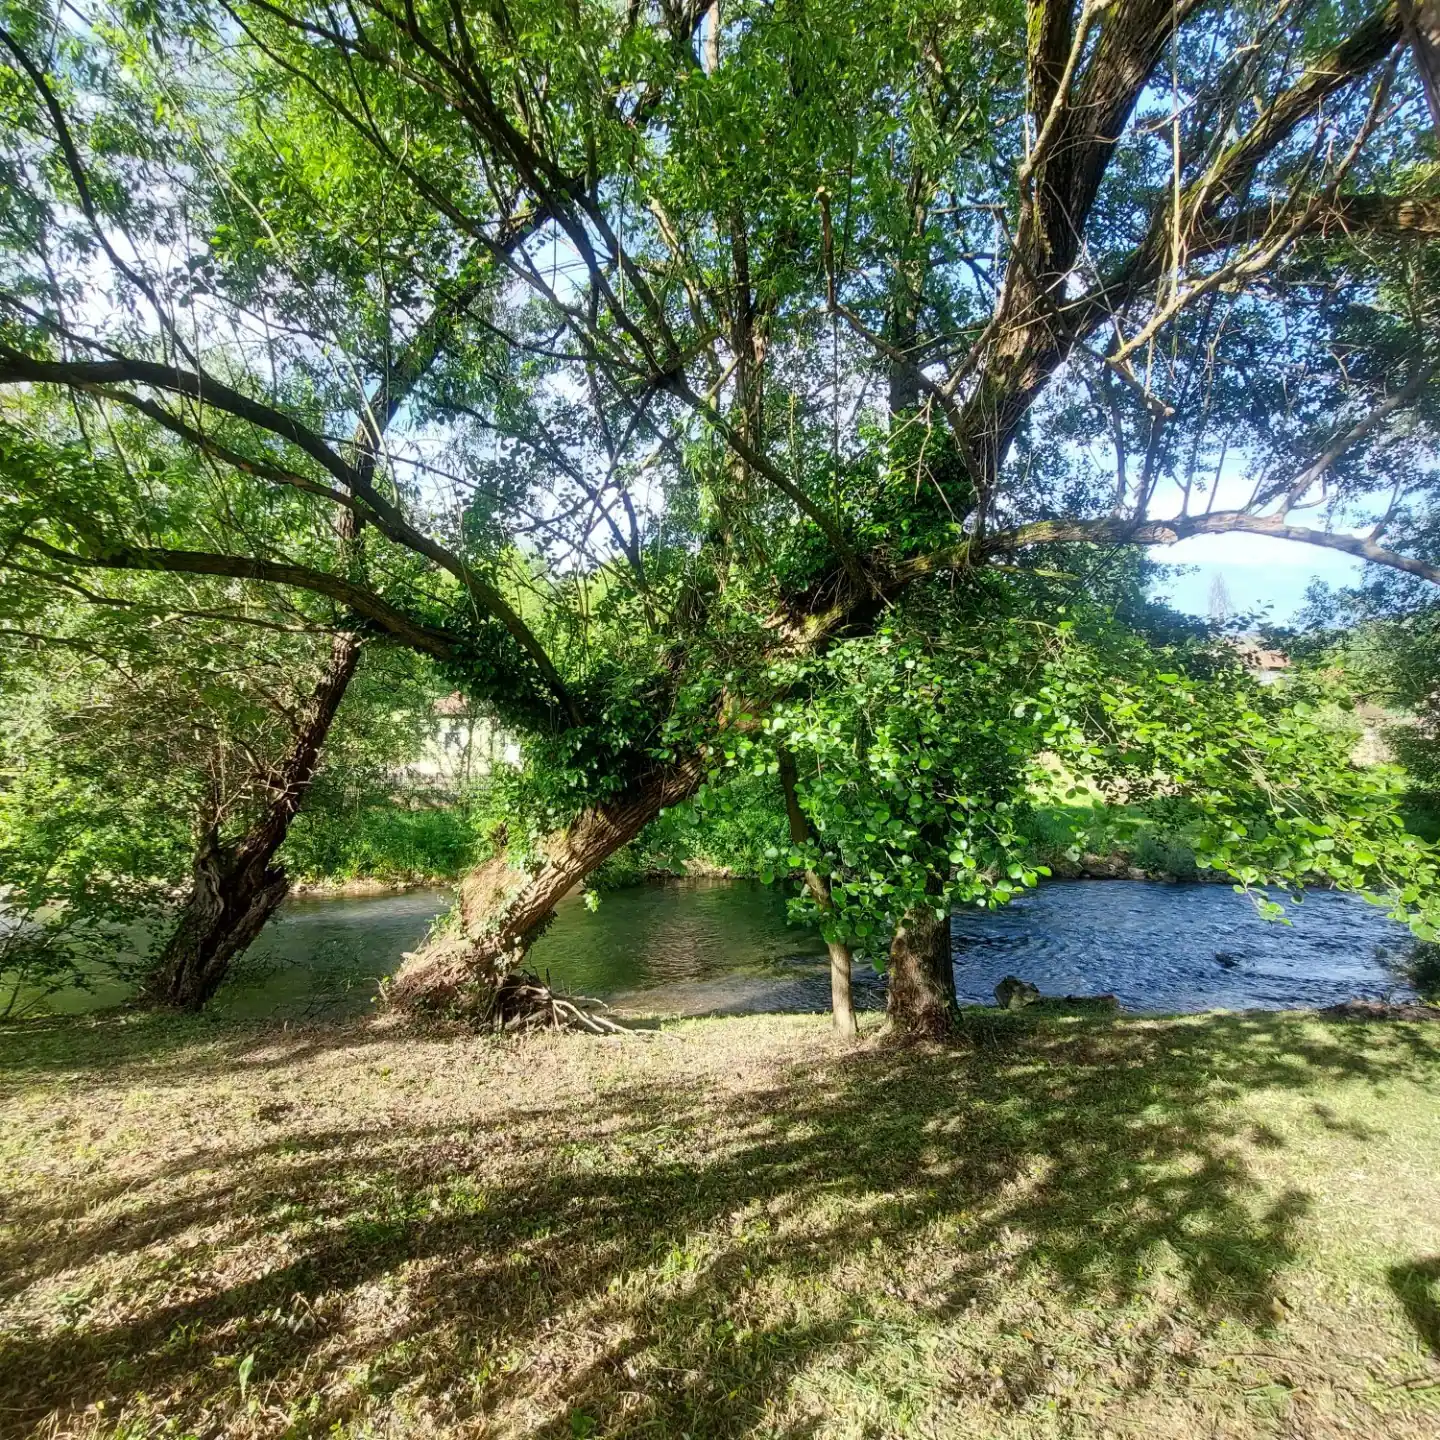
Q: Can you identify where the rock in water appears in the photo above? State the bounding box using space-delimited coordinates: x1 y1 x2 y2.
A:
1214 952 1240 969
995 975 1041 1010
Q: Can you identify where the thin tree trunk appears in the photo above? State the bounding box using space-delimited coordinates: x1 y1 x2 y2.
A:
144 632 362 1011
777 748 856 1037
389 754 706 1013
886 167 930 416
884 900 957 1038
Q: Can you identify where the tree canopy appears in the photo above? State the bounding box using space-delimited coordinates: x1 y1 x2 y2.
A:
2 0 1438 1014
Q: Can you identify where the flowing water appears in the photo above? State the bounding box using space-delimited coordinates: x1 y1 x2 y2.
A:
171 876 1417 1021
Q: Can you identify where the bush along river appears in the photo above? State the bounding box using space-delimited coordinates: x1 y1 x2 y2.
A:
158 875 1420 1022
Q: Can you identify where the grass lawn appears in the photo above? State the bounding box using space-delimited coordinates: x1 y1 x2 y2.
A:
1 1008 1438 1439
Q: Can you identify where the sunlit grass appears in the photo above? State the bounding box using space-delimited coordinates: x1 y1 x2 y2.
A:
1 1008 1438 1437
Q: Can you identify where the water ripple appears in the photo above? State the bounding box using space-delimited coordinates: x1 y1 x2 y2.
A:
205 876 1415 1020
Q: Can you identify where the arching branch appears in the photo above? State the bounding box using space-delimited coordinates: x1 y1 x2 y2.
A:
0 347 580 718
896 513 1440 589
12 536 467 659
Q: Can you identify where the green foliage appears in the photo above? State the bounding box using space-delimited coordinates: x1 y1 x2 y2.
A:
0 637 193 1012
0 0 1435 981
476 565 1440 955
849 413 978 561
760 615 1051 951
1019 800 1200 878
678 580 1440 957
1042 625 1439 939
1290 573 1440 843
282 804 482 885
0 558 448 991
614 769 793 885
0 692 195 913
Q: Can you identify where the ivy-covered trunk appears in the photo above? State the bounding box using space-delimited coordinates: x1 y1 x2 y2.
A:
389 755 706 1014
884 902 957 1037
145 633 362 1011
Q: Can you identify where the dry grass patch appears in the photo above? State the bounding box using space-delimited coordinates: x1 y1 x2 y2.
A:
1 1007 1438 1438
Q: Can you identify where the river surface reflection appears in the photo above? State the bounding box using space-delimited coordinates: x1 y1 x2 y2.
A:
177 876 1416 1020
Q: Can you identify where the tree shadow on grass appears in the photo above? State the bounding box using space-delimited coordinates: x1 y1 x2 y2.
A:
1 1012 1437 1437
0 1007 434 1081
1389 1258 1440 1358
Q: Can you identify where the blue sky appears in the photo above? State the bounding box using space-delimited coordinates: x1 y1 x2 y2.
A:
1151 531 1363 624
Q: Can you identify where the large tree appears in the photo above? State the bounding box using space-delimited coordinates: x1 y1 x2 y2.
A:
2 0 1437 1026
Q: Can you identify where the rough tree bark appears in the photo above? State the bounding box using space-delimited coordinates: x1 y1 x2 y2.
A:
388 754 706 1012
884 900 957 1038
144 631 362 1010
777 748 857 1037
1402 0 1440 131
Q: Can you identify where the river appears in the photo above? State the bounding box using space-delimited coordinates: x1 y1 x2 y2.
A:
170 876 1416 1021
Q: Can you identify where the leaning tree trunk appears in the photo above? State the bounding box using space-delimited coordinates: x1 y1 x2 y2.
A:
145 632 362 1011
777 749 857 1037
1402 0 1440 135
389 754 706 1013
884 900 957 1038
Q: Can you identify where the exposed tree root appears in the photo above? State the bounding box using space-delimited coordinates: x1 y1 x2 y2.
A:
493 971 629 1035
387 939 627 1034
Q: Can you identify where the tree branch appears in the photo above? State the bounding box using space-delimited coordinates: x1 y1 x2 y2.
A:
666 372 871 589
0 346 581 718
1184 192 1440 264
13 536 468 658
895 512 1440 588
1070 5 1411 338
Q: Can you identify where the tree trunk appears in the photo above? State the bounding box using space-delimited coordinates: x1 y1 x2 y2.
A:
144 632 362 1011
886 168 931 417
824 936 857 1038
1402 0 1440 134
884 901 956 1038
777 748 856 1037
389 754 706 1013
145 236 504 1011
144 833 292 1011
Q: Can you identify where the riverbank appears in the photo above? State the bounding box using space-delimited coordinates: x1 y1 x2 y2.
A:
287 874 443 897
284 855 1174 896
3 1009 1437 1439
